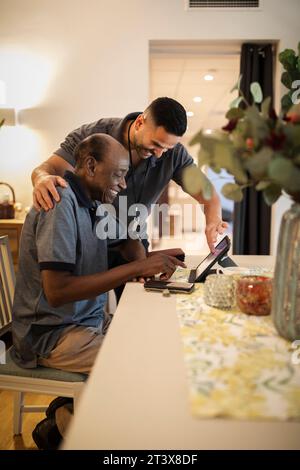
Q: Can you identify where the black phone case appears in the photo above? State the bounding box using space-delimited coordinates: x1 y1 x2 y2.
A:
144 280 194 293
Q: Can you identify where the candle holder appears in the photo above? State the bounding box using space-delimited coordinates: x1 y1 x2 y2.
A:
204 274 236 310
236 276 273 316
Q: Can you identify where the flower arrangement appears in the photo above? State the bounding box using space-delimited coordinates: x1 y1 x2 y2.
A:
184 44 300 205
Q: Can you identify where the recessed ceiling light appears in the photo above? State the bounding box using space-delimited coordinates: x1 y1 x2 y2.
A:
204 74 214 81
204 129 212 134
193 96 202 103
186 111 194 117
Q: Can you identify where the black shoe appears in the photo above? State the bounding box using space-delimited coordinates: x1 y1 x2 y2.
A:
46 396 74 419
32 416 62 450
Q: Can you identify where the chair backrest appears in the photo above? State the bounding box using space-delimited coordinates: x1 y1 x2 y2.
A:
0 236 16 335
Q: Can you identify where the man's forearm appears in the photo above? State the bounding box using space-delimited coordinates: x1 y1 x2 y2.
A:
203 190 222 223
31 155 71 186
32 161 57 186
43 261 143 308
193 188 222 222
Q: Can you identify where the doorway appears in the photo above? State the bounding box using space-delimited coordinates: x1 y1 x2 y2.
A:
149 40 241 253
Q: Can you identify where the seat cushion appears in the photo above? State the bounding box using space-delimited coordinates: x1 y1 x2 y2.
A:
0 347 87 382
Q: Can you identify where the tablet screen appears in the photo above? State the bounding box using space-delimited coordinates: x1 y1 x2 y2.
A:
195 236 230 281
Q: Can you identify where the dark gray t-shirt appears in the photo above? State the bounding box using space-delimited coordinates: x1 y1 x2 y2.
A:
12 172 107 368
54 113 195 238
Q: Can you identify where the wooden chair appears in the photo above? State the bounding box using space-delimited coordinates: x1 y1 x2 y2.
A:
0 235 86 435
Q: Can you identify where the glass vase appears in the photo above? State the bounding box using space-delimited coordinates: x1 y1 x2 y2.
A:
272 202 300 341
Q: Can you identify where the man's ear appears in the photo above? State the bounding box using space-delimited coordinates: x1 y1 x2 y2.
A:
135 114 145 130
86 156 97 176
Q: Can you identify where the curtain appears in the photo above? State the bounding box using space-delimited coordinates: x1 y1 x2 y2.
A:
233 43 274 255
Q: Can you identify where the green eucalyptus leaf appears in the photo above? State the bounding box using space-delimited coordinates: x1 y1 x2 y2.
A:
268 157 300 192
225 107 244 120
235 119 251 139
244 147 273 179
283 123 300 147
231 129 247 150
197 132 229 161
297 57 300 73
202 177 214 200
230 96 243 109
189 130 203 147
281 93 293 114
245 105 269 140
290 69 300 82
281 71 293 89
256 181 271 191
250 82 263 104
263 184 282 205
279 49 296 72
182 165 213 200
182 165 202 195
213 142 248 184
261 97 272 118
197 148 211 166
221 183 243 202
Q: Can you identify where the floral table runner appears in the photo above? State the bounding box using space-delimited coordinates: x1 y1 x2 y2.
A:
175 272 300 420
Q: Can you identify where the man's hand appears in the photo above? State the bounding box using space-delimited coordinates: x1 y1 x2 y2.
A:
33 175 68 211
132 248 185 283
205 218 228 252
192 183 228 253
136 254 186 281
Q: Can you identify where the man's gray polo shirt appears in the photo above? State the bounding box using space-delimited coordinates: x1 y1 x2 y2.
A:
54 113 195 237
12 172 107 368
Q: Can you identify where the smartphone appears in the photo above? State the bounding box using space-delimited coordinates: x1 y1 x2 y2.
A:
144 280 194 293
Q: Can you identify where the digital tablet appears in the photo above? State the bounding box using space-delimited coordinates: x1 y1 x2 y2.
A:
188 235 231 283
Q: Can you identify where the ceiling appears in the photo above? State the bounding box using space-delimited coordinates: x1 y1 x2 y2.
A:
149 45 240 154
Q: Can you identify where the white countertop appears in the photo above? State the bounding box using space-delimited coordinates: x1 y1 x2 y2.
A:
63 255 300 450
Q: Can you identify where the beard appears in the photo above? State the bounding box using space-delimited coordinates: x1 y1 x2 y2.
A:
133 134 154 160
135 145 154 160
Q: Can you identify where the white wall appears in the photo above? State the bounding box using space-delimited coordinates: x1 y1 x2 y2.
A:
0 0 299 251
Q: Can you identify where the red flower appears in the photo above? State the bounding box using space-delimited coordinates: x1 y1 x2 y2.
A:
287 112 300 123
222 119 238 133
246 138 254 150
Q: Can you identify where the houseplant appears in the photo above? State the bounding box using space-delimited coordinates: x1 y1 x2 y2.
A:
184 43 300 342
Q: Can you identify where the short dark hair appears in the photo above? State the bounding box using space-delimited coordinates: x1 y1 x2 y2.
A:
146 97 187 136
74 133 111 167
